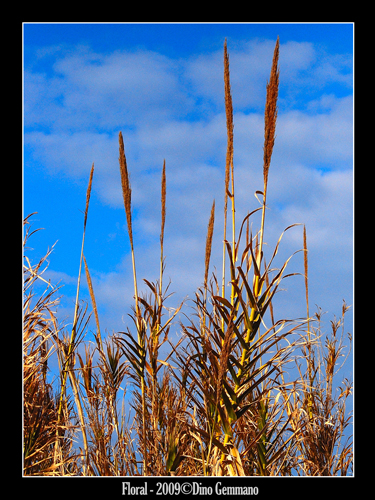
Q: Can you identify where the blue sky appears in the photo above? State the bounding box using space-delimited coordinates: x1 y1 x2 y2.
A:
23 23 353 376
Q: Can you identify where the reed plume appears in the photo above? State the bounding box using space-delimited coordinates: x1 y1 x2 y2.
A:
84 163 94 229
255 36 280 299
224 40 234 193
204 200 215 291
118 132 141 320
119 132 134 251
222 39 235 301
263 36 279 191
160 159 166 249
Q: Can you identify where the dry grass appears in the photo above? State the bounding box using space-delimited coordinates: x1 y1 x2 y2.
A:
23 38 353 476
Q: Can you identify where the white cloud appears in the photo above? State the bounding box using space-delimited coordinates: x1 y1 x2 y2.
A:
24 39 353 134
25 91 352 211
25 46 193 131
275 95 353 168
24 38 353 337
184 39 352 112
43 269 78 286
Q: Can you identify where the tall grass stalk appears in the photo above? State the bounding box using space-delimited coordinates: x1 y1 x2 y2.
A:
119 133 140 324
222 39 236 305
54 163 94 471
234 37 279 390
118 131 148 474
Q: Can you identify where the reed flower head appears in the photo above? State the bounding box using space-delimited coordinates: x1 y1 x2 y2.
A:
224 39 234 202
204 200 215 289
161 159 166 247
84 163 94 229
263 36 279 190
119 131 133 249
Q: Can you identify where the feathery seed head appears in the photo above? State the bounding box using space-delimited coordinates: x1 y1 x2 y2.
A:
119 132 133 248
204 200 215 288
263 37 280 190
84 163 94 229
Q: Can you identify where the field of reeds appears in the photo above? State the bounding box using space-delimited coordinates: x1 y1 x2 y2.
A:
23 38 353 477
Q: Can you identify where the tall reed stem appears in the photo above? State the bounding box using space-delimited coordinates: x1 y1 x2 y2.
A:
235 38 279 391
55 163 94 471
303 224 314 418
222 39 235 305
118 132 148 475
119 133 140 324
219 40 237 462
256 36 279 295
